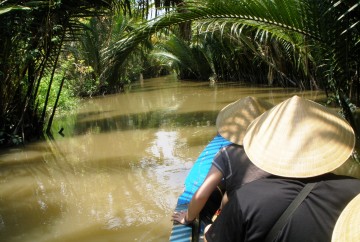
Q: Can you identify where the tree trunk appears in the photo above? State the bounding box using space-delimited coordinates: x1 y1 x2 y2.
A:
40 31 65 126
13 61 35 136
46 74 66 134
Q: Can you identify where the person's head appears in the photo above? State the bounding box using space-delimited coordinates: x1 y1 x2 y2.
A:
243 95 355 178
216 96 274 145
332 193 360 242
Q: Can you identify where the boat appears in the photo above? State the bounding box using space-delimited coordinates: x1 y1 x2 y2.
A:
169 134 232 242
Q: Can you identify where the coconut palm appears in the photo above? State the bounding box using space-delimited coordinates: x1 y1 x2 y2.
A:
103 0 359 130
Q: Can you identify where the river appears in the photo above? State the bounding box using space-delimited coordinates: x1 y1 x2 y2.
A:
0 74 359 242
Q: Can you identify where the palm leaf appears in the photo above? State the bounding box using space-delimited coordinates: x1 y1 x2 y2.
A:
103 0 321 80
0 6 30 15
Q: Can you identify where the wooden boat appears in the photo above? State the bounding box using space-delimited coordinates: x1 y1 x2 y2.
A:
169 134 232 242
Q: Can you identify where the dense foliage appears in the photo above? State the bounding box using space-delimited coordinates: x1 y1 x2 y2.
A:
105 0 360 139
0 0 119 146
1 0 359 148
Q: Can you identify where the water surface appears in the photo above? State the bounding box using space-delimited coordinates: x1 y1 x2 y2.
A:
1 75 358 242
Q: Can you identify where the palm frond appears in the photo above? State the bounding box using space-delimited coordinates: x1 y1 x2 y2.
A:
102 0 321 80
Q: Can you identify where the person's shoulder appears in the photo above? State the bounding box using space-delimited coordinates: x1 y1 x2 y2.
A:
329 173 360 187
236 177 293 194
232 178 296 213
215 143 243 157
225 143 243 149
320 173 360 183
223 143 245 154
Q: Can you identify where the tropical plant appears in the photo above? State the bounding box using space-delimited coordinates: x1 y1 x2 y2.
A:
0 0 118 146
104 0 359 132
153 35 212 80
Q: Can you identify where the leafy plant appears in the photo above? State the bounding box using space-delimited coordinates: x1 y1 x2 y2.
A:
104 0 359 130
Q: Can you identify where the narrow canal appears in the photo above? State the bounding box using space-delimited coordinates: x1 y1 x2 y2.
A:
1 74 358 241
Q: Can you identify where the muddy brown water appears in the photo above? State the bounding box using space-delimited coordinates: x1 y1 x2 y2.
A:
1 74 359 242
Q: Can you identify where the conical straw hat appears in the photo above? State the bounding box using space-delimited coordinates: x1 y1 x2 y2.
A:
332 193 360 242
216 96 274 145
243 95 355 177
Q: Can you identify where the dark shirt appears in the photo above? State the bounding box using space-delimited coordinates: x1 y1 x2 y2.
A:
205 174 360 242
212 144 270 197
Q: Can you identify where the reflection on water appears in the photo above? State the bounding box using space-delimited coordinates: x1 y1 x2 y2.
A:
0 74 359 242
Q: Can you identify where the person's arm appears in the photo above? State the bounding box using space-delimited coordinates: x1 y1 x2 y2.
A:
172 165 223 224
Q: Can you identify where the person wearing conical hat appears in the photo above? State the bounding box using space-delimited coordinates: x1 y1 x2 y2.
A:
331 192 360 242
205 95 360 242
172 96 273 226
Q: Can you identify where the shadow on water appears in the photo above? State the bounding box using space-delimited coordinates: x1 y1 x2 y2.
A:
58 84 328 138
73 110 220 135
0 159 64 242
0 197 63 242
1 75 351 242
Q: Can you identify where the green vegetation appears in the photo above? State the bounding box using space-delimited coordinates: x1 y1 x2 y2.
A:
1 0 359 148
102 0 360 144
0 0 117 147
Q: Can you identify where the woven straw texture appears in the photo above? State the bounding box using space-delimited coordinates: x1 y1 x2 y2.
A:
332 193 360 242
243 95 355 177
216 96 274 145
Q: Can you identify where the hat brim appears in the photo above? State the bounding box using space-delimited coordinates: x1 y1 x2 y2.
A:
216 96 274 145
332 193 360 242
243 95 355 177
